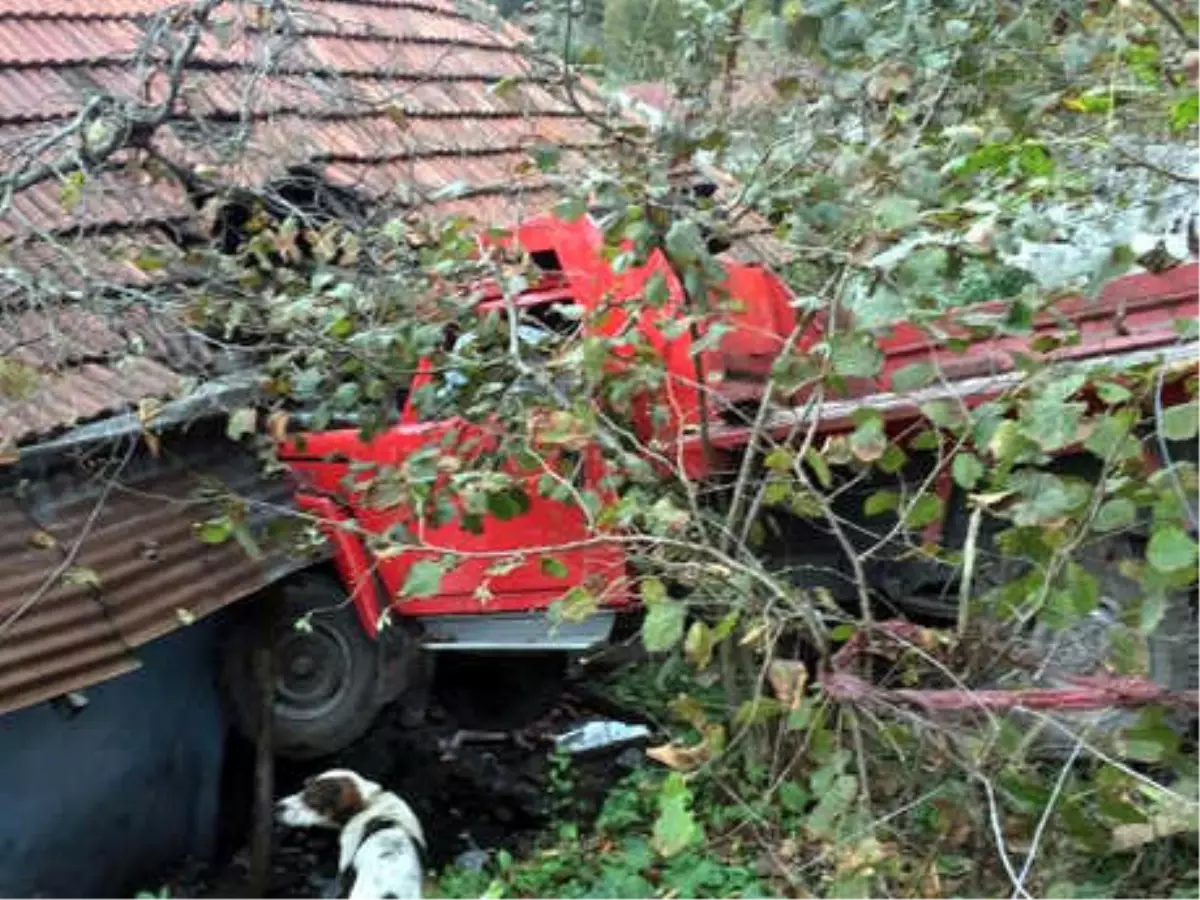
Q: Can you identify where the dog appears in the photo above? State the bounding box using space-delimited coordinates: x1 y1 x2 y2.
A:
275 768 426 899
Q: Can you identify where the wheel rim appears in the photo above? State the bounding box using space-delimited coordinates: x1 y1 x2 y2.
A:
273 619 356 722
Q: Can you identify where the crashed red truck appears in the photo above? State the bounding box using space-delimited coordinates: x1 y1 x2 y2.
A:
219 212 1200 759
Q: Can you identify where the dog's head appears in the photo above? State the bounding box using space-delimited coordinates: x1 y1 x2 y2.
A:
275 768 383 830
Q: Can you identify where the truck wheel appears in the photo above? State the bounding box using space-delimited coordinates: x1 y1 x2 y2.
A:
220 572 385 760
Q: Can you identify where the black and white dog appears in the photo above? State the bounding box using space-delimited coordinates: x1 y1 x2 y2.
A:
276 768 426 899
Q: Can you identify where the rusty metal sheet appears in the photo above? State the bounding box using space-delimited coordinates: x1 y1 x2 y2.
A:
0 435 308 715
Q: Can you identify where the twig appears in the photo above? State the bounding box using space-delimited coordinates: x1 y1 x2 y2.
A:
1012 738 1084 898
1143 0 1197 48
0 438 136 640
1108 144 1200 187
976 772 1033 900
957 505 982 638
248 597 276 897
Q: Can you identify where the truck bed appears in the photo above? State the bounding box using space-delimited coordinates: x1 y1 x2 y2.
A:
706 263 1199 449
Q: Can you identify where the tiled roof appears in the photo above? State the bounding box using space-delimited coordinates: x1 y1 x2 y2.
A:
0 0 782 452
0 0 585 449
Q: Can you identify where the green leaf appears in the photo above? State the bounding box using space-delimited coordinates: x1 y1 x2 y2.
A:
530 143 561 172
1161 402 1198 441
132 247 169 273
540 555 570 578
684 620 714 669
805 774 857 838
1146 527 1199 573
987 419 1024 463
59 170 85 210
764 446 794 472
401 560 445 598
876 195 921 231
1010 471 1074 525
652 773 701 857
830 623 857 641
1170 94 1199 132
891 362 937 392
1085 410 1141 462
194 517 233 544
1095 381 1133 405
1022 399 1085 452
489 75 520 100
904 494 944 529
664 220 706 265
863 490 899 517
63 566 102 589
644 270 671 307
555 196 587 221
734 697 784 727
1116 716 1179 763
226 407 257 441
952 453 984 490
804 446 834 489
1094 497 1137 533
849 418 887 462
553 585 600 623
877 444 907 474
1139 591 1168 635
486 488 529 521
921 399 966 431
830 335 884 378
642 598 686 653
1017 142 1054 177
642 576 667 605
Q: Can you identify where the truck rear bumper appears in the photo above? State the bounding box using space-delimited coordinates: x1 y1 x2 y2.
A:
417 609 616 651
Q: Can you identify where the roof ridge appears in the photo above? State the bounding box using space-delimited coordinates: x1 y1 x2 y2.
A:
302 0 493 21
316 138 603 165
246 28 512 50
0 33 529 72
0 11 151 21
2 101 588 129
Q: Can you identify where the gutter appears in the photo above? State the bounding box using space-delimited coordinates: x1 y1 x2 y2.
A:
14 371 260 463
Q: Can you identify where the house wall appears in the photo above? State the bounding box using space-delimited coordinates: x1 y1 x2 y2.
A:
0 616 228 898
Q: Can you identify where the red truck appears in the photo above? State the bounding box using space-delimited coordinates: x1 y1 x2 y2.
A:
219 211 1200 758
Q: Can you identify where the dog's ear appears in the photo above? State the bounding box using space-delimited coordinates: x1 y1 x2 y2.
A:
303 778 366 826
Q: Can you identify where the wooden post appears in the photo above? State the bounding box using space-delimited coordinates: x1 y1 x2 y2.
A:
248 600 275 897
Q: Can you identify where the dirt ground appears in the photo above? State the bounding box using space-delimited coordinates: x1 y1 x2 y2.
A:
156 652 653 899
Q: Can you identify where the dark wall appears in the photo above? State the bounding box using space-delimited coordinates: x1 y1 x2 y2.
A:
0 617 227 898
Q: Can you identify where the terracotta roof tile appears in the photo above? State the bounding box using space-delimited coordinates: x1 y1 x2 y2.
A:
0 0 609 446
0 0 170 17
0 0 779 448
0 357 184 447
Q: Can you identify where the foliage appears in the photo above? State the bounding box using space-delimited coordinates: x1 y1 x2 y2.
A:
187 0 1198 887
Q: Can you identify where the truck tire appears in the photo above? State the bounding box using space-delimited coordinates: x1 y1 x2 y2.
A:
220 572 385 760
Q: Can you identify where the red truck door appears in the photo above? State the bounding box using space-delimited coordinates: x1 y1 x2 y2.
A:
282 357 629 632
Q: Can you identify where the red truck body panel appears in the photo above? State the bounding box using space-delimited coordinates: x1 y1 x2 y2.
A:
277 212 1198 634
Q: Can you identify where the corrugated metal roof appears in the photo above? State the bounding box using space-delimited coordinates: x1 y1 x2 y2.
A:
0 435 308 714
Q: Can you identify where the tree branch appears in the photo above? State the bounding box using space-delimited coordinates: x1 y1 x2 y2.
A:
1143 0 1197 48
